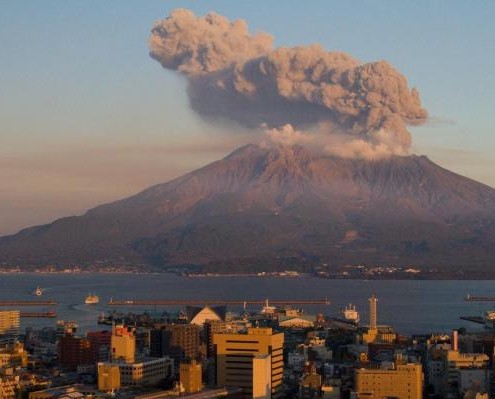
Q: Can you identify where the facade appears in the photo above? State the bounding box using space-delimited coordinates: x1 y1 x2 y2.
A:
58 335 97 370
116 357 173 386
111 325 135 363
180 360 203 394
87 330 111 362
214 327 284 399
354 363 423 399
253 354 271 399
151 324 201 363
97 363 121 391
0 311 20 342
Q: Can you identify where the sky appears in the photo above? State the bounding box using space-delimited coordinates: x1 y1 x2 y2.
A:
1 1 494 236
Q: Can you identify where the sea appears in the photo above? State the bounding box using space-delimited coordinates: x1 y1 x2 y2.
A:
0 273 492 336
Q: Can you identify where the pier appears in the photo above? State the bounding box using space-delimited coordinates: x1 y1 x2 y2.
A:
108 298 330 306
465 294 495 302
0 300 57 306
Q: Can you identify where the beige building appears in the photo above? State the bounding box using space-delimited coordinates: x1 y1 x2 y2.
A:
214 327 284 399
253 354 271 399
180 360 203 394
111 325 135 363
355 363 423 399
0 311 20 340
97 362 121 391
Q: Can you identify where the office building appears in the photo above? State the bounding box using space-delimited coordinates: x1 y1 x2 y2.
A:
150 324 201 363
111 324 135 363
97 363 121 391
354 363 423 399
58 335 98 370
180 360 203 394
0 311 20 343
214 327 284 399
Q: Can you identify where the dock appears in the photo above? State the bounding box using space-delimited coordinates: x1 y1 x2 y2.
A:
465 294 495 302
460 316 485 325
0 300 57 306
108 298 330 306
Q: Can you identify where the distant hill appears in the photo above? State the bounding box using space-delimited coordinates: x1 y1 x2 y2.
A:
1 144 495 276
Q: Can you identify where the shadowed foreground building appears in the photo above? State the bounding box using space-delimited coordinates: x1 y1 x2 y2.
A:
214 327 284 399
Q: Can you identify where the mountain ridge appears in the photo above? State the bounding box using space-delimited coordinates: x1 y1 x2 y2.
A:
1 144 495 276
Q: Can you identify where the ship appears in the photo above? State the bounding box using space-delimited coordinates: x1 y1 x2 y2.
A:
85 293 100 305
33 286 43 296
483 311 495 328
341 303 360 324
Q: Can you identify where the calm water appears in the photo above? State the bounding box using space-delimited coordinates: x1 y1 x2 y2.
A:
0 273 492 335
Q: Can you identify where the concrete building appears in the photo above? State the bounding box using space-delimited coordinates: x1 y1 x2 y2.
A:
150 324 201 363
97 363 121 392
214 327 284 399
87 330 111 362
354 363 423 399
58 335 98 370
111 324 135 363
180 360 203 394
187 306 226 326
116 357 173 386
0 311 20 343
253 354 271 399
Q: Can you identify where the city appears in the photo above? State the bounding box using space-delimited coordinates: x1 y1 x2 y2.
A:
1 292 493 399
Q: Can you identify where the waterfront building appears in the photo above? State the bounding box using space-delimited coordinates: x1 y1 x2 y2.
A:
213 327 284 399
187 305 226 326
180 360 203 394
354 363 423 399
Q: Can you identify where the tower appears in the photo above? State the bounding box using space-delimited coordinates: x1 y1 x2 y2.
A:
369 294 378 331
111 324 135 363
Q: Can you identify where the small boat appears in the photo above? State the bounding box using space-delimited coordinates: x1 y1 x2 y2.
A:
85 293 100 305
34 286 43 296
341 303 360 324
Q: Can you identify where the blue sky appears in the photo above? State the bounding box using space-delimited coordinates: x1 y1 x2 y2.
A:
1 1 494 235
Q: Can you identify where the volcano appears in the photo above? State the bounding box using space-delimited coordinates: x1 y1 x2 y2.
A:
1 144 495 276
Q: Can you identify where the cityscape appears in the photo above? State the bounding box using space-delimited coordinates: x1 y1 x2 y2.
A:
1 289 495 399
1 2 495 399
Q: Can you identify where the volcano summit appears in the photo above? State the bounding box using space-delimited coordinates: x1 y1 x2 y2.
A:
1 144 495 277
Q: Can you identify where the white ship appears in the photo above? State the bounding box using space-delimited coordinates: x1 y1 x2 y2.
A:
85 293 100 305
33 286 43 296
341 303 360 324
483 311 495 328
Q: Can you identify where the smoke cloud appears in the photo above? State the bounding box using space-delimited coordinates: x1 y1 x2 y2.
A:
150 9 427 156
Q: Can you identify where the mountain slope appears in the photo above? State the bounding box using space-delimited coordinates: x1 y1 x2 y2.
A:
1 144 495 273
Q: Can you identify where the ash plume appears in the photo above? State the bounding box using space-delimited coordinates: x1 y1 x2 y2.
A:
150 9 427 156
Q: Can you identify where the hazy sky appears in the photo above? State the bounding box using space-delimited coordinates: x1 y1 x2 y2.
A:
1 1 494 236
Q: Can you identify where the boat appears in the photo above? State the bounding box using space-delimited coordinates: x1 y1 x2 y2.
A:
483 311 495 328
33 286 43 296
85 293 100 305
341 303 360 324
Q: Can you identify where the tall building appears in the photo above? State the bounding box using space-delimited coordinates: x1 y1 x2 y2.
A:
58 335 98 370
0 311 20 343
111 324 135 363
214 327 284 399
253 354 272 399
369 294 377 331
151 324 201 363
354 363 423 399
180 360 203 394
98 363 121 391
87 330 112 362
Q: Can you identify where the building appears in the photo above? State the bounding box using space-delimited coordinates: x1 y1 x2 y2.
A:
187 306 226 326
354 363 423 399
180 360 203 394
111 357 174 386
253 354 271 399
87 330 111 362
151 324 201 363
111 324 135 363
214 327 284 399
97 363 121 392
58 335 98 370
0 311 20 343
